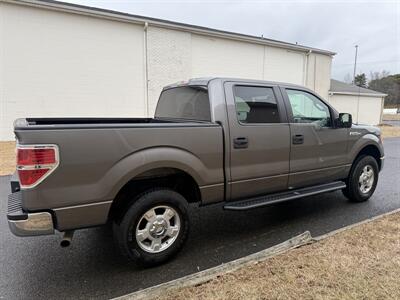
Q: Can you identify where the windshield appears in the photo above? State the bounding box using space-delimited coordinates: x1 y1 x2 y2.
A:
155 86 211 122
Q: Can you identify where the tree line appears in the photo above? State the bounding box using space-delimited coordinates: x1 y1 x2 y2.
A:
351 71 400 108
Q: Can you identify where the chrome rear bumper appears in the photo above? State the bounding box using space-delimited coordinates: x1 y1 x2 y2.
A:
7 192 54 236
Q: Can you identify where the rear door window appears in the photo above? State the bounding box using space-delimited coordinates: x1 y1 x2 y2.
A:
233 86 280 124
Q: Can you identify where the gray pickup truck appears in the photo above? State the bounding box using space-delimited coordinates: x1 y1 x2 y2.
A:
7 77 384 266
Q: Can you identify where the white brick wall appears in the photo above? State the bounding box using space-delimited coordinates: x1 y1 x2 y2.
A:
0 3 146 140
147 27 191 115
305 53 332 100
191 34 264 79
0 2 334 140
263 47 304 84
147 30 307 114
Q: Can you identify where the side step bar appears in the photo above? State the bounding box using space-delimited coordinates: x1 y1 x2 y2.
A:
224 181 346 211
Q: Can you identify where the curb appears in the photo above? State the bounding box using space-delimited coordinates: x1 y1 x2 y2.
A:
116 231 312 300
115 208 400 300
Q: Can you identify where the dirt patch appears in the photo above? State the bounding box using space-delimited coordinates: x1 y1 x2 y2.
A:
379 125 400 138
382 114 400 121
155 212 400 300
0 141 16 176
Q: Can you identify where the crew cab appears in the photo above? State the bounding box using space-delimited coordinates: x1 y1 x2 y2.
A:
7 78 384 266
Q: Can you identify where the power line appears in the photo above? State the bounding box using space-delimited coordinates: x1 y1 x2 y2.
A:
334 59 400 66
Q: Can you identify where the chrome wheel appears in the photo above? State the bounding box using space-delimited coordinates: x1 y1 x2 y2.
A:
135 205 181 253
359 165 374 194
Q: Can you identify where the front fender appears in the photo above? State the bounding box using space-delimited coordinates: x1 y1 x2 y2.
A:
348 133 384 163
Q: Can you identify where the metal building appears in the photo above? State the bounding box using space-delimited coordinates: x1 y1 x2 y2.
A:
0 0 335 141
329 80 386 125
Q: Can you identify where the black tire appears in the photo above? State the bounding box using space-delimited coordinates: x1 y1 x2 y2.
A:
113 188 189 267
342 155 379 202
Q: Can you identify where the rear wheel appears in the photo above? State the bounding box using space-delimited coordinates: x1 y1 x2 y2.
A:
343 155 379 202
113 188 189 267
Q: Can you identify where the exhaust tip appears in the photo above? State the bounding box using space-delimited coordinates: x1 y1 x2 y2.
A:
60 230 74 248
60 239 71 248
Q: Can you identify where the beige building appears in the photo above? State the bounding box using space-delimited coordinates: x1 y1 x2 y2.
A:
328 80 386 125
0 0 336 141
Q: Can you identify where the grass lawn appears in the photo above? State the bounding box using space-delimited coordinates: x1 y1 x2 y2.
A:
154 212 400 300
379 125 400 138
0 141 16 176
382 113 400 121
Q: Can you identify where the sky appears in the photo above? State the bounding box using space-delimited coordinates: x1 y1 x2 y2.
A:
64 0 400 82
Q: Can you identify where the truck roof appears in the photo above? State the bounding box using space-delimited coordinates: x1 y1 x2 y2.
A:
163 77 307 90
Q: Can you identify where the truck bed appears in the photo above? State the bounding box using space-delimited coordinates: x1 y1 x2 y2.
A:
14 119 225 226
25 117 164 125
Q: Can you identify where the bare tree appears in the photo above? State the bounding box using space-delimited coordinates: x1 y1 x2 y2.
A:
368 72 400 108
343 73 352 84
369 70 390 81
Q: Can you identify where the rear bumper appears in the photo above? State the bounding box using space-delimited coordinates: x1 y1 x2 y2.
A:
380 156 385 170
7 192 54 236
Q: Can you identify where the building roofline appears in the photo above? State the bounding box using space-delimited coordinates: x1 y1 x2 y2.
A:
4 0 336 56
329 79 387 97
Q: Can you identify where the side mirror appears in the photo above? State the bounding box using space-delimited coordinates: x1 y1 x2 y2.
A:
337 113 352 128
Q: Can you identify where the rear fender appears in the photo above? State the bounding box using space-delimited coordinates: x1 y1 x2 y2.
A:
101 147 215 200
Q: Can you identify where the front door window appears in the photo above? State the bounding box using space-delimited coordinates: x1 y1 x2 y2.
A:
286 89 331 127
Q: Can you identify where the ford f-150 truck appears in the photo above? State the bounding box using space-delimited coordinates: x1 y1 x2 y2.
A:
7 77 384 266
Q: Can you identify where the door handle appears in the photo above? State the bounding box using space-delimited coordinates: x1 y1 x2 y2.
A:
292 134 304 144
234 137 248 149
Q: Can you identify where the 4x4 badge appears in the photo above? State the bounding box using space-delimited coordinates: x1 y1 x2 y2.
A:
350 131 361 136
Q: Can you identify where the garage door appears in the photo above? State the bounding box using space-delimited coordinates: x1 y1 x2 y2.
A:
357 96 383 125
328 95 359 122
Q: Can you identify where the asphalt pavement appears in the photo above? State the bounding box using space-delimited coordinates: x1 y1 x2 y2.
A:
1 138 399 299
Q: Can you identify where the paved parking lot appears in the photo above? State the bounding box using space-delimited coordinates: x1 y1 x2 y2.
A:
0 138 399 300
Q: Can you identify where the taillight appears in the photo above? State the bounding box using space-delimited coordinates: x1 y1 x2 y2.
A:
16 145 59 189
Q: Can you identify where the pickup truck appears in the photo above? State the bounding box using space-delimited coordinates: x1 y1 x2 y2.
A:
7 77 384 266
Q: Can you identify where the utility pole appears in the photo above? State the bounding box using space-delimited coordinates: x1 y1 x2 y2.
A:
353 45 358 84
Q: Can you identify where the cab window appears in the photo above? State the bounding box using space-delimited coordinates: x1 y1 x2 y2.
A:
155 86 211 122
286 89 331 127
233 86 280 124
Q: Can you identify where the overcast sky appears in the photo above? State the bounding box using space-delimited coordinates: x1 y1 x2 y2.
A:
64 0 399 82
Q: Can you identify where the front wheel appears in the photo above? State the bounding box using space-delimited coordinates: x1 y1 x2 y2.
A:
342 155 379 202
113 188 189 267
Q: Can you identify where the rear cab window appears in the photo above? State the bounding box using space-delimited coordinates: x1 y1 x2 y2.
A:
155 86 211 122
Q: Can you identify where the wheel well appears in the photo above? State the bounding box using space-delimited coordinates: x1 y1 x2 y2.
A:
108 168 201 222
355 145 381 170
